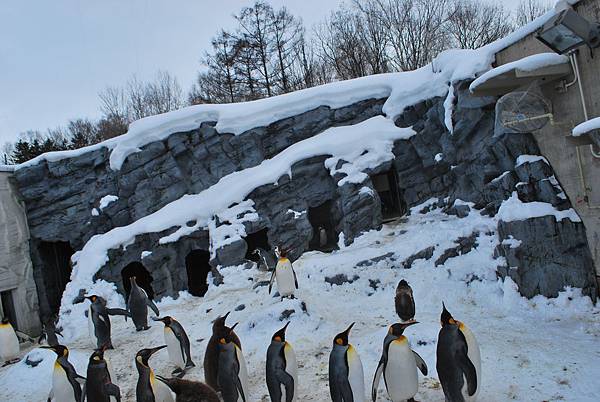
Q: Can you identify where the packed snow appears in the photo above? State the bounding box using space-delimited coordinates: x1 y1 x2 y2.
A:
515 154 549 167
98 195 119 210
1 202 598 401
497 192 581 223
469 53 570 93
443 84 455 134
572 116 600 137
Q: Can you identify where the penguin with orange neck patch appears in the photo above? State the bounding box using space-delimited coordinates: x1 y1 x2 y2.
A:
371 322 427 402
268 248 298 299
266 322 298 402
217 323 249 402
41 344 85 402
329 322 365 402
135 345 174 402
436 303 480 402
0 317 20 365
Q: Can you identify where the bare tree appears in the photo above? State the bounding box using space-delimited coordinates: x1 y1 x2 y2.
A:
271 7 304 93
67 118 98 149
515 0 551 26
447 0 513 49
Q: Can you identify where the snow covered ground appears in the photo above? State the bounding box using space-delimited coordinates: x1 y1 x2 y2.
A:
1 201 599 401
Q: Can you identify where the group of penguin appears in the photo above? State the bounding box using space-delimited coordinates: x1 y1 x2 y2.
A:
0 251 481 402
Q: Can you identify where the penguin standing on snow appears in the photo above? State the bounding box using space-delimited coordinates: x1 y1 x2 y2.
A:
155 377 220 402
41 344 85 402
127 276 160 331
135 345 174 402
252 248 276 271
153 316 195 377
371 322 428 402
395 280 415 323
85 348 121 402
204 312 242 392
329 323 365 402
38 315 63 347
85 295 130 349
269 248 298 299
436 303 480 402
0 317 20 365
217 323 249 402
266 322 298 402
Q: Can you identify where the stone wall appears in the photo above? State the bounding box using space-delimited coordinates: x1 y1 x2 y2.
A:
12 80 598 317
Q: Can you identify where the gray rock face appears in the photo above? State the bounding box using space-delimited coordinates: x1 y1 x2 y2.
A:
12 80 598 319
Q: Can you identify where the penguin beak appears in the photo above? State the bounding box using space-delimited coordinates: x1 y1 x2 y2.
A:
344 322 355 335
149 345 167 356
282 321 290 333
229 322 239 332
223 311 231 320
403 321 419 328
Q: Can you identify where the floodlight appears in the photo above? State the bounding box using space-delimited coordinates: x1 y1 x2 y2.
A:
536 8 600 54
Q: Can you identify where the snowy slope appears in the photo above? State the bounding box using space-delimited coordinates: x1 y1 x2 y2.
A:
1 201 599 401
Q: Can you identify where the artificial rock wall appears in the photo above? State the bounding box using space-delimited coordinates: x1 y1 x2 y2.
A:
12 80 597 320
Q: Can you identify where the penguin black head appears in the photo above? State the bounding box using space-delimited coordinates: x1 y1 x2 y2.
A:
218 323 239 345
398 279 409 288
333 322 354 346
389 321 418 337
272 322 290 343
155 316 174 326
41 344 69 357
85 295 99 303
440 302 457 327
90 348 105 363
136 345 167 367
278 247 288 259
212 312 230 331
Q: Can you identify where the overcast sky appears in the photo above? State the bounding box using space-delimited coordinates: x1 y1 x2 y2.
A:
1 0 526 147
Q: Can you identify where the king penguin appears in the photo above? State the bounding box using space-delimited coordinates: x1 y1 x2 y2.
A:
0 317 20 365
153 316 195 377
156 377 220 402
371 322 428 402
329 322 365 402
436 303 480 402
85 348 121 402
38 315 62 347
85 295 129 349
41 344 85 402
266 322 298 402
135 345 175 402
217 323 249 402
395 280 415 323
204 312 242 392
127 276 160 331
269 248 298 299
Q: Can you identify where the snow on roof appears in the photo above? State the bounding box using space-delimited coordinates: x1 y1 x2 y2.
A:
15 7 557 172
572 116 600 137
469 53 569 93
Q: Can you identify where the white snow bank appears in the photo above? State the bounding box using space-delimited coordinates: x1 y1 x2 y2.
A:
501 235 522 249
60 117 415 319
497 192 581 223
15 8 556 172
99 195 118 210
0 165 15 173
515 154 549 167
443 84 455 134
469 53 569 92
572 116 600 136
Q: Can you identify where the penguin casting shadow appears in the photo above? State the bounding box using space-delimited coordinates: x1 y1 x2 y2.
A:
153 316 196 377
127 276 160 331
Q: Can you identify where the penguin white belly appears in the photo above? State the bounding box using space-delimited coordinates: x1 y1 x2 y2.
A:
87 307 98 347
275 264 295 297
105 355 116 384
0 324 19 361
235 345 249 402
165 327 185 369
347 345 365 402
384 341 418 402
151 373 175 402
281 343 298 402
52 364 77 402
460 324 481 402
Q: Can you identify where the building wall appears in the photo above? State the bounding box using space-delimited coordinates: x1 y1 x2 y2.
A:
0 169 41 336
495 0 600 278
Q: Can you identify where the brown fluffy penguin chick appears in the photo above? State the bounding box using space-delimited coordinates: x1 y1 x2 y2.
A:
157 377 219 402
395 279 416 322
203 312 242 392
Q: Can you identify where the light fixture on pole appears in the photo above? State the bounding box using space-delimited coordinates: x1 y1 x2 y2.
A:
536 8 600 54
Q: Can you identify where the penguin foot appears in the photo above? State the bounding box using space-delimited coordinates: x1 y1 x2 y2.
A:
143 326 150 330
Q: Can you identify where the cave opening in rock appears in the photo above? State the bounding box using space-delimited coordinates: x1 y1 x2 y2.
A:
0 291 17 329
121 262 155 300
38 241 75 315
244 228 271 262
371 169 406 221
308 200 338 252
185 250 211 297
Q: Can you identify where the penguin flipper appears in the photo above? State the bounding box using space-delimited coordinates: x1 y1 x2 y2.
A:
268 270 276 294
458 351 477 396
106 308 130 317
147 299 160 316
80 381 86 402
104 382 121 402
276 370 295 402
371 359 384 401
337 378 354 401
292 268 299 289
235 374 246 402
412 350 428 376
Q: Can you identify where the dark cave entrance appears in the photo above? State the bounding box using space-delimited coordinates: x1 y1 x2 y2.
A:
244 228 271 262
38 241 74 315
121 262 155 300
372 170 406 221
308 200 338 252
0 291 17 329
185 250 211 297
